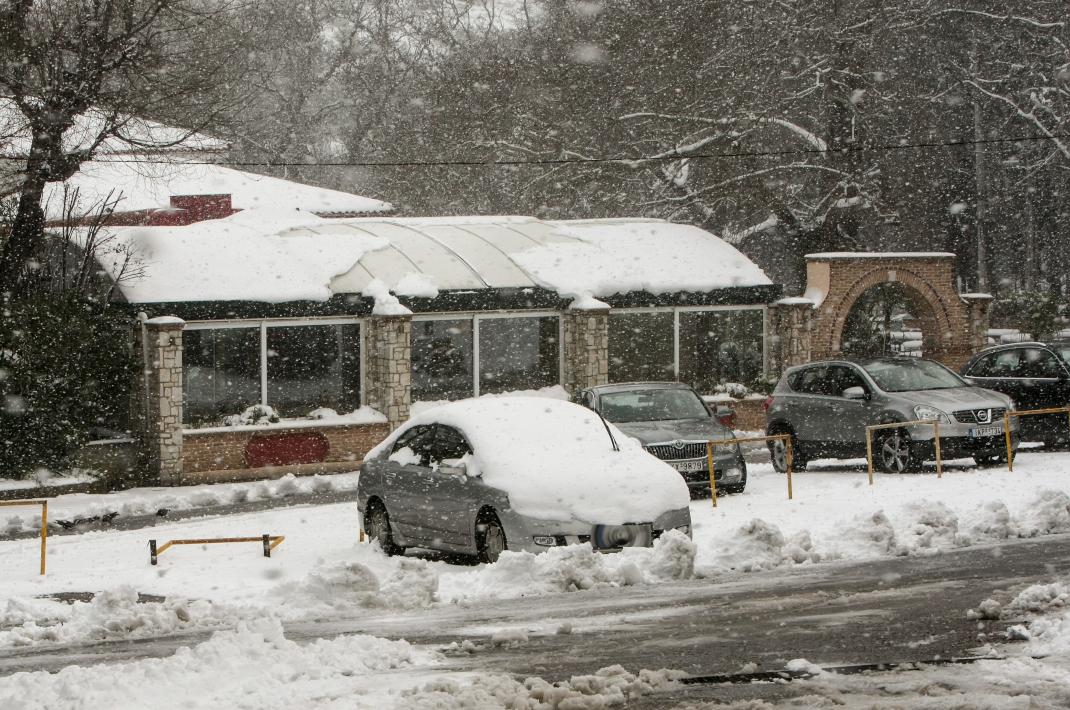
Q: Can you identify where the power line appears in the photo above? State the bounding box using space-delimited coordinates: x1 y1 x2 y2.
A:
85 131 1070 169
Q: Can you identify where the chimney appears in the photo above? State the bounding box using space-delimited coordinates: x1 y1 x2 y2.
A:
167 194 236 224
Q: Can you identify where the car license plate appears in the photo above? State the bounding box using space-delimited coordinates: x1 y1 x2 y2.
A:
969 426 1003 437
671 459 705 473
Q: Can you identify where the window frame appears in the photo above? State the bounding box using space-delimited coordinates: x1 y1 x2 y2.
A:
182 317 364 423
411 310 564 399
609 305 768 386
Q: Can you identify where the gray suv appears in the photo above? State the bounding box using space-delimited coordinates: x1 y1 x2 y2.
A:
575 382 747 494
765 358 1018 472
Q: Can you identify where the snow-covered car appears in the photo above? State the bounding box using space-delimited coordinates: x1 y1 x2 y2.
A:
357 397 692 563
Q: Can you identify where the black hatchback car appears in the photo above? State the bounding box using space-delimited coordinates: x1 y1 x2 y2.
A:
961 342 1070 446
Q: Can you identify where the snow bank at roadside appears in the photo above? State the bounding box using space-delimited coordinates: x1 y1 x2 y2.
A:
437 529 695 603
0 618 433 710
401 665 684 709
696 487 1070 576
0 586 238 648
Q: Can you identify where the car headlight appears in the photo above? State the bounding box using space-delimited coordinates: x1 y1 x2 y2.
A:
913 405 950 423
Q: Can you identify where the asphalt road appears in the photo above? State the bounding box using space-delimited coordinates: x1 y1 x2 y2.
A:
1 531 1066 704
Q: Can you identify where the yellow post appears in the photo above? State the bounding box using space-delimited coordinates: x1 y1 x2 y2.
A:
40 501 47 576
1004 411 1014 472
706 441 718 508
933 421 943 479
785 436 794 500
865 429 875 485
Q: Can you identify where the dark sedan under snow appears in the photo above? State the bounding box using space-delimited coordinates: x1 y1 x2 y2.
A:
573 382 747 494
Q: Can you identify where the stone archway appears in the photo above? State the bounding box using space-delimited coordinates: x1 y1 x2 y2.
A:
770 253 992 373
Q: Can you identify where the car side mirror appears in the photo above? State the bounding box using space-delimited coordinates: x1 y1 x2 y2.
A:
842 386 868 400
438 462 467 477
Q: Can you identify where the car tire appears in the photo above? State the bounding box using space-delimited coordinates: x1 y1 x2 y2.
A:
974 450 1012 467
875 427 918 473
768 427 805 473
723 467 748 494
365 503 402 556
477 514 507 564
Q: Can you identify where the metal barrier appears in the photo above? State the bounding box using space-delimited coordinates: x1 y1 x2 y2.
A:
1003 406 1070 472
149 534 285 565
865 419 943 482
709 434 794 503
0 499 47 575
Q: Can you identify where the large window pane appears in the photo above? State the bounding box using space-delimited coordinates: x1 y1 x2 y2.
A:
479 316 559 394
266 324 360 417
411 319 474 401
183 327 260 425
679 309 764 392
609 312 674 382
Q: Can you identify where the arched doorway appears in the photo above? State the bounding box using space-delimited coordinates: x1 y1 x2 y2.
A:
840 282 934 358
770 253 991 372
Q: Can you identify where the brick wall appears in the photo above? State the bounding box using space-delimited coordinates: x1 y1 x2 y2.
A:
800 255 985 370
182 421 390 482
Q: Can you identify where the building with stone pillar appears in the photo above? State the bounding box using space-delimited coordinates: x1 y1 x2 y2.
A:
102 214 783 484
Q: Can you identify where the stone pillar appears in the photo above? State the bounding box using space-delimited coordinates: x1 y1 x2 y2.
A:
363 315 412 429
142 317 184 485
962 293 993 355
769 298 814 375
562 309 609 394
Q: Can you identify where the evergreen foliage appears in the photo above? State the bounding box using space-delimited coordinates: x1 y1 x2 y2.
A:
0 295 134 479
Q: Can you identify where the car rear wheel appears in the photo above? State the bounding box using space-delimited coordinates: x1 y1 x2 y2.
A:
875 428 917 473
477 515 507 564
365 503 402 556
768 428 805 473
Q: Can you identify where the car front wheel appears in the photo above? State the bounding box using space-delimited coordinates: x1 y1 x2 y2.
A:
875 428 917 473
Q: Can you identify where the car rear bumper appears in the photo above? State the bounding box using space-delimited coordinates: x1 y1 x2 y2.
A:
500 507 692 555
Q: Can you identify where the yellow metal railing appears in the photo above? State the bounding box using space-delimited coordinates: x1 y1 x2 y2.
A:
1003 407 1070 472
865 419 943 482
149 534 285 565
709 434 794 504
0 499 48 575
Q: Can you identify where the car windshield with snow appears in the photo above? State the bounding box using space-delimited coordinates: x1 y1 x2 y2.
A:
575 382 747 495
766 357 1019 473
358 397 692 563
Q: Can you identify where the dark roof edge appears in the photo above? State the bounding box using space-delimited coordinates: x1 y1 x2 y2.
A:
120 284 783 321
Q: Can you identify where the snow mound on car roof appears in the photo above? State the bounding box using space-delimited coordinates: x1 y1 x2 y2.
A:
367 397 689 524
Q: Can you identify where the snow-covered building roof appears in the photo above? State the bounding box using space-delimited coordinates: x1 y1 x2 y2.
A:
91 211 774 308
43 159 392 220
2 99 390 218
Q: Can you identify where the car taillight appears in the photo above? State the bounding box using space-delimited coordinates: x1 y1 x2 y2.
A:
763 396 774 412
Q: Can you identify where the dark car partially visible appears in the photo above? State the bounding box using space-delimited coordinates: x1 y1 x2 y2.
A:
962 342 1070 447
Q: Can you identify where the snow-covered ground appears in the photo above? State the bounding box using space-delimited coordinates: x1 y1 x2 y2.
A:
0 472 360 536
1 452 1069 708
